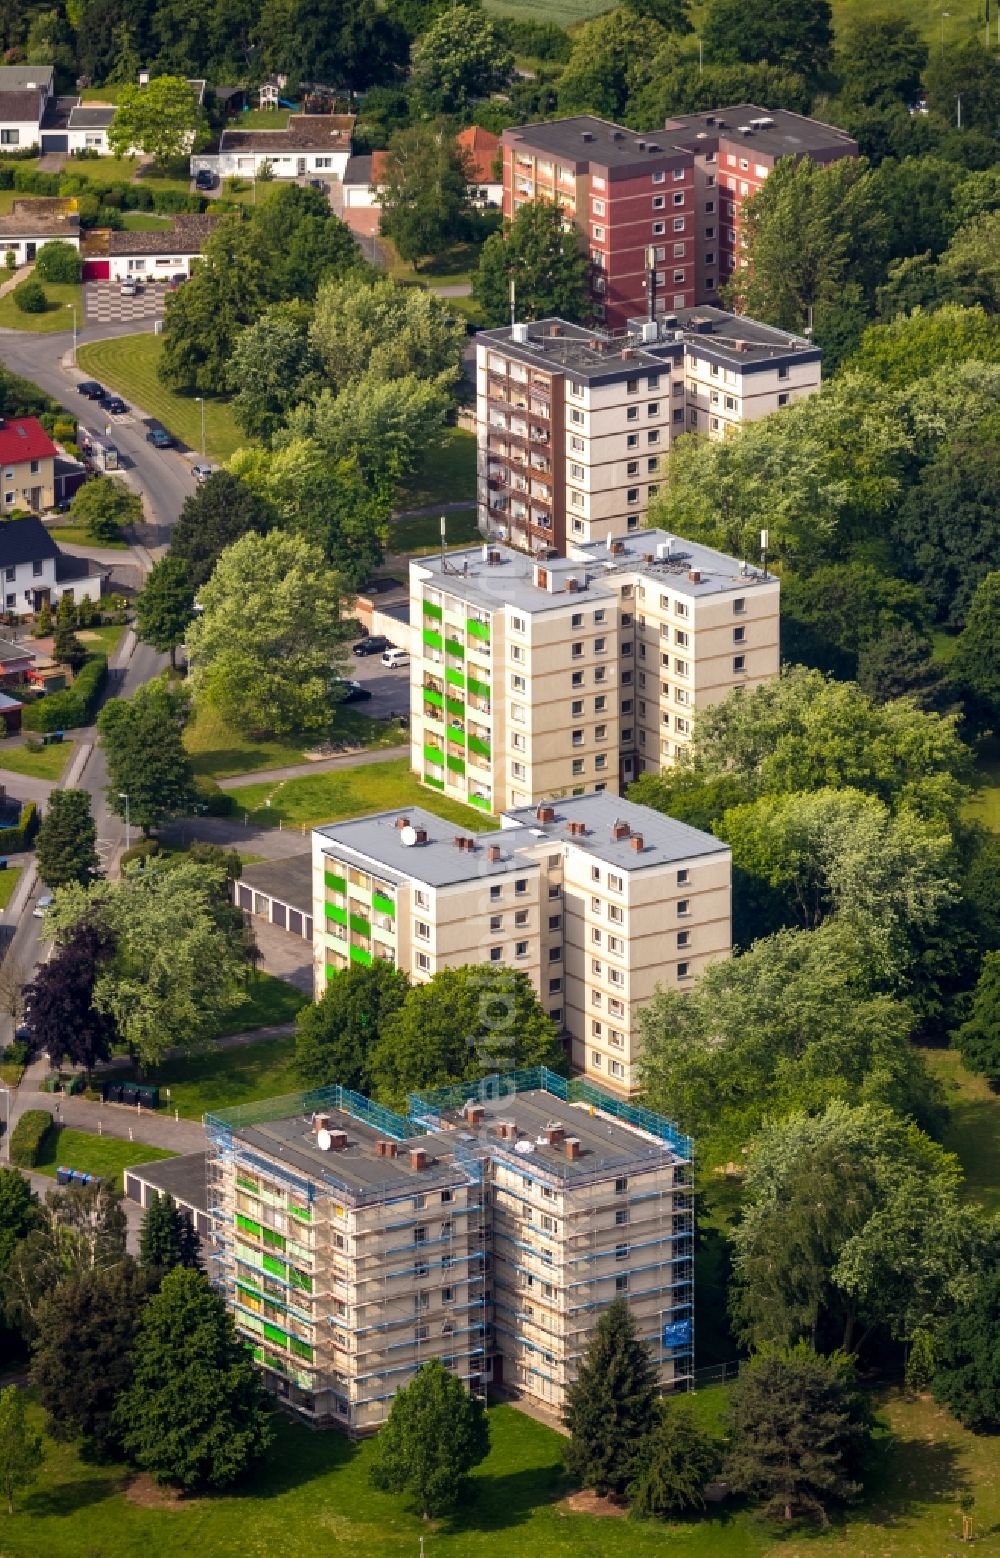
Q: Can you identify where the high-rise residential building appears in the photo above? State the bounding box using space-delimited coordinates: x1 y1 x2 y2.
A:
662 107 859 299
407 528 778 809
478 309 820 554
312 791 732 1091
501 108 857 324
206 1066 695 1430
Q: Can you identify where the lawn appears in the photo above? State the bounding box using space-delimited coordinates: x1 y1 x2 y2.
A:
121 211 175 231
0 864 21 909
0 280 81 334
75 335 243 463
33 1127 175 1191
0 740 73 782
486 0 983 42
921 1045 1000 1214
390 507 479 556
963 737 1000 834
216 972 308 1037
4 1387 999 1558
184 703 406 781
46 521 130 550
383 234 485 288
228 756 499 831
130 1032 301 1119
235 109 291 129
79 622 127 658
398 427 476 511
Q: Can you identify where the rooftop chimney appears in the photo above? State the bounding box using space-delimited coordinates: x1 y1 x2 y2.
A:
409 1146 428 1170
497 1119 517 1140
314 1113 332 1133
688 569 702 584
564 1137 581 1160
464 1102 486 1126
611 819 630 842
630 833 644 852
536 804 555 823
543 1122 565 1146
413 827 428 845
486 843 501 863
376 1139 398 1158
395 816 410 830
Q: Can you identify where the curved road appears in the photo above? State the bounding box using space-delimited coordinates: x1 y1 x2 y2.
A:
0 319 196 541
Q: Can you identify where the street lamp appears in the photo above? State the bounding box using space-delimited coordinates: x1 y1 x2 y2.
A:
119 791 130 852
0 1085 10 1163
940 10 950 51
196 395 206 457
66 302 77 365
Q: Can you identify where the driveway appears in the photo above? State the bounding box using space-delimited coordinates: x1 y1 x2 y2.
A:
347 652 411 719
83 280 165 326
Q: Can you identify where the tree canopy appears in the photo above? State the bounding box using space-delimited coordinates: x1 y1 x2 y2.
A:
97 679 196 835
563 1299 659 1496
409 5 513 113
168 470 275 591
35 789 100 891
368 1358 489 1516
295 961 410 1091
377 122 473 267
108 75 205 164
475 200 591 327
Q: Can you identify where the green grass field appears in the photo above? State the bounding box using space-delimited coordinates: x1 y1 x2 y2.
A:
34 1127 175 1190
184 702 407 781
75 336 243 462
485 0 984 43
0 740 72 783
235 109 291 129
2 1386 998 1558
390 507 479 555
963 738 1000 834
0 280 81 334
0 864 21 909
120 212 175 231
46 521 130 550
133 1032 301 1119
216 972 308 1037
79 623 127 658
922 1045 1000 1214
228 756 498 831
399 427 476 511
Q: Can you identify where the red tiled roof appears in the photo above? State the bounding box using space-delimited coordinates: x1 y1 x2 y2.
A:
0 417 57 466
371 150 389 181
457 125 500 183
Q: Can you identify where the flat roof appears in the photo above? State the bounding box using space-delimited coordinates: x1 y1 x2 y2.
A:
571 527 775 599
502 790 727 871
127 1151 208 1214
241 853 312 912
504 115 686 175
412 544 618 617
433 1087 682 1179
233 1106 466 1200
316 807 528 889
664 104 858 161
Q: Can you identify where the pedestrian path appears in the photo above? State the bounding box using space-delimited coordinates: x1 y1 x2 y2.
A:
217 742 409 789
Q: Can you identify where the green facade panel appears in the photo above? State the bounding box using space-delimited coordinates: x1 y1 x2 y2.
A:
350 945 373 967
422 601 442 621
467 618 490 641
324 870 346 894
468 735 491 758
262 1253 286 1277
424 773 444 790
235 1214 260 1238
445 667 465 688
446 754 466 774
445 696 464 717
467 676 490 699
373 892 395 916
445 637 464 659
423 745 444 767
348 912 370 937
422 628 442 650
469 793 491 811
325 903 347 926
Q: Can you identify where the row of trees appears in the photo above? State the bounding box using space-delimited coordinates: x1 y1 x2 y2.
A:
0 1169 271 1503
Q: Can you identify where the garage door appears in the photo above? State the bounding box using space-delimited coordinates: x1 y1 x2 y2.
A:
82 259 110 281
40 133 68 152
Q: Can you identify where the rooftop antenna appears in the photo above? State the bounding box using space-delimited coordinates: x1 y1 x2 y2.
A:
760 527 769 578
804 304 814 339
440 513 447 572
510 275 516 329
645 243 657 323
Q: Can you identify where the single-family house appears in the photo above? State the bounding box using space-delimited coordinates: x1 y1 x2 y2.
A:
192 114 355 183
0 513 106 613
81 213 221 282
341 125 500 236
0 419 57 513
0 636 36 687
0 66 54 152
456 125 501 207
0 198 81 267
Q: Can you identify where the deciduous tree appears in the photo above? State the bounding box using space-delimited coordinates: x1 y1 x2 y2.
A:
932 1267 1000 1431
954 953 1000 1090
474 200 591 327
139 1191 200 1274
702 0 833 81
135 555 194 669
369 1357 489 1516
295 960 410 1090
69 475 143 543
558 7 668 119
169 470 275 591
229 303 321 443
116 1268 273 1489
892 418 1000 625
952 571 1000 719
725 1346 872 1525
409 5 513 113
282 374 450 495
21 921 116 1080
0 1385 42 1514
310 272 466 395
35 788 100 890
98 679 196 834
564 1299 659 1496
108 75 205 165
836 14 927 106
628 1399 721 1518
185 530 347 736
378 122 473 268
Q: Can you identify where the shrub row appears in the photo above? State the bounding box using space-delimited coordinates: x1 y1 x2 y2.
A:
192 775 235 817
9 1109 55 1169
0 162 207 221
22 654 107 732
0 799 39 853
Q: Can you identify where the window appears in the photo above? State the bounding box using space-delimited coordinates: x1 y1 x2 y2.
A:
511 613 525 633
672 191 684 206
733 596 746 615
615 1209 629 1225
414 920 430 941
652 195 665 210
570 408 584 425
591 1050 602 1068
627 461 638 477
615 1243 629 1261
652 221 665 236
733 625 746 644
778 392 789 407
489 946 502 962
571 670 584 687
0 130 19 146
610 1059 624 1079
515 878 528 895
549 945 562 962
595 694 607 712
592 225 605 241
592 197 605 216
572 758 584 775
626 405 638 423
592 1019 602 1038
416 951 430 972
595 637 606 653
677 899 690 917
734 654 746 673
677 961 690 979
677 868 689 885
616 1274 629 1293
515 940 528 959
490 883 503 901
548 976 562 994
627 487 638 503
673 217 685 232
677 930 690 948
490 914 502 931
549 914 562 931
572 728 584 747
647 401 659 417
778 364 790 380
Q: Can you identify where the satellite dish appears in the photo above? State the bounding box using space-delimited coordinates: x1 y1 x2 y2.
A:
317 1129 332 1151
400 825 418 847
514 1139 533 1156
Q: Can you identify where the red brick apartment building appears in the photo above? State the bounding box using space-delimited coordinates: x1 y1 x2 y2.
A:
502 107 857 329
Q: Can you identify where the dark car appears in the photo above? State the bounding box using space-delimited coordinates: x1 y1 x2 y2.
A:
333 678 373 704
308 178 328 192
352 635 389 657
195 168 216 191
77 381 104 399
100 395 127 415
146 427 175 449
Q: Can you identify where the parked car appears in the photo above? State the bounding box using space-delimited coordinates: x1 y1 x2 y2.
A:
308 178 328 192
33 894 53 919
146 427 175 449
191 463 214 483
332 678 372 704
352 635 389 657
195 168 216 190
120 277 141 296
99 395 127 415
381 647 409 669
77 381 104 399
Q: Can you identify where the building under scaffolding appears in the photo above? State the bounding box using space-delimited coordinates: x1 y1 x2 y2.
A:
206 1067 692 1433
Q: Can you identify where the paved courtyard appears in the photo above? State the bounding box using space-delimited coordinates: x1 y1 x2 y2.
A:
83 281 166 325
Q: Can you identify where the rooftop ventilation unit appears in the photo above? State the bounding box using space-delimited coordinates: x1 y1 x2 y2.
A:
738 125 754 136
656 537 674 560
511 321 528 343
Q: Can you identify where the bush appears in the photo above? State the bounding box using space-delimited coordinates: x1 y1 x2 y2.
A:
35 241 82 284
151 188 204 214
0 800 39 852
3 1039 28 1068
9 1109 55 1168
0 164 12 189
13 279 48 314
12 166 60 195
22 654 107 732
192 775 234 817
120 839 162 868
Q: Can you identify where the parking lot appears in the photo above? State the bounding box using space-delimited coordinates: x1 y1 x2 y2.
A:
345 650 410 720
83 281 167 326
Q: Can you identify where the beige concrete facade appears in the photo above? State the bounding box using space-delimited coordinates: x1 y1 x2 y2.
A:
313 794 732 1094
208 1074 695 1429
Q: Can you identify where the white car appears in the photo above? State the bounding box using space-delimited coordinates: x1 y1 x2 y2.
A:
381 647 409 669
33 894 53 919
192 463 214 484
120 277 139 296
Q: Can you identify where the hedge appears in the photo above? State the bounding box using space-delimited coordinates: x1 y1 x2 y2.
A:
0 799 39 853
193 774 234 817
9 1109 55 1169
22 654 107 732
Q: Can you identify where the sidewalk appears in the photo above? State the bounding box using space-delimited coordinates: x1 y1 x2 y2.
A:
0 263 33 300
217 742 408 790
29 1092 207 1153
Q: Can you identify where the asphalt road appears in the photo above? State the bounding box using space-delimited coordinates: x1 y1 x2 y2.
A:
0 321 196 543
